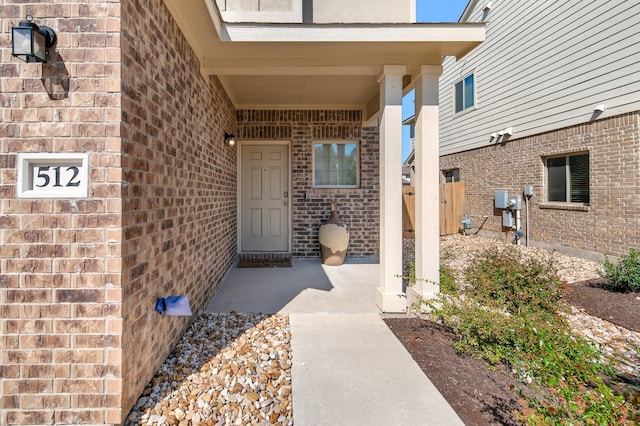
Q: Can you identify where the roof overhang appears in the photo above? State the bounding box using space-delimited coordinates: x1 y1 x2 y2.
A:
163 0 485 122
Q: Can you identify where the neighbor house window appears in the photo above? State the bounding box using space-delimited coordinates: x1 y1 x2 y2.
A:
455 73 475 113
546 153 590 204
443 168 460 183
314 142 359 188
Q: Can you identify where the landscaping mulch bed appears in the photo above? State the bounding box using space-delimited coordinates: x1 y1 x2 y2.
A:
566 278 640 332
386 260 640 425
385 318 525 426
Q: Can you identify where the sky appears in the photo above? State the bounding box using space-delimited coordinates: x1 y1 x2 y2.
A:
402 0 470 161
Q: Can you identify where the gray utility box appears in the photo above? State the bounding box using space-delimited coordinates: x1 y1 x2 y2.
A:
524 185 534 197
495 190 510 209
495 190 522 210
502 210 513 227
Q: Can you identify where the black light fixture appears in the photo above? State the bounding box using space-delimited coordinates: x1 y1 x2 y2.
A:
12 15 57 63
224 132 236 147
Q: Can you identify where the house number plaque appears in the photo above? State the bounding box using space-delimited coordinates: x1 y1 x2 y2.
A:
17 153 89 198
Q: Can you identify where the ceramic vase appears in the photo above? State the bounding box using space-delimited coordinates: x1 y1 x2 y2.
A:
318 201 349 266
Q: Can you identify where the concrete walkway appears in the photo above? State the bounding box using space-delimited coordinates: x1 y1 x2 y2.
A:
205 258 464 425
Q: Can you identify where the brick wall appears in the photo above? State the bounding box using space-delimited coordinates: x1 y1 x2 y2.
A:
238 110 380 258
1 0 237 423
440 112 640 257
119 0 237 422
0 1 123 424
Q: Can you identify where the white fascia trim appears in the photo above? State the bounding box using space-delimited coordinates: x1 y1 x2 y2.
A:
221 23 485 43
220 10 302 24
204 0 229 41
204 0 483 44
459 0 480 23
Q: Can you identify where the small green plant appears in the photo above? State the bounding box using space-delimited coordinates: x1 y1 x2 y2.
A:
421 248 640 425
438 264 459 295
601 248 640 293
401 260 459 295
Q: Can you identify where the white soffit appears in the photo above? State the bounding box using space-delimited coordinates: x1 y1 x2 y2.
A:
163 0 485 113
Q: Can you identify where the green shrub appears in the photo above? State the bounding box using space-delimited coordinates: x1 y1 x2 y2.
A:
439 264 459 295
420 248 640 425
464 248 565 319
601 248 640 293
402 261 459 295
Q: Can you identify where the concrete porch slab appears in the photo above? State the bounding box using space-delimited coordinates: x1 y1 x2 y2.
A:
204 258 382 314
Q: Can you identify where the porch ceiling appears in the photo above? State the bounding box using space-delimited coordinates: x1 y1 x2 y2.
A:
163 0 485 121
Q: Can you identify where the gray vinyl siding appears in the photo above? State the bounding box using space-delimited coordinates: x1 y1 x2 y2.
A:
439 0 640 156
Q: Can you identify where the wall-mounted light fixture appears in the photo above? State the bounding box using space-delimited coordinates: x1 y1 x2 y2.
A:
484 2 493 11
11 16 57 63
224 132 236 147
503 127 513 137
594 104 606 113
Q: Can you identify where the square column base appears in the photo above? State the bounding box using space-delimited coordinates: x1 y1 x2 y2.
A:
375 287 407 313
406 286 439 312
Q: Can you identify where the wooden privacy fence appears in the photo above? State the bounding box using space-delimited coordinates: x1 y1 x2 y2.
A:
402 182 465 237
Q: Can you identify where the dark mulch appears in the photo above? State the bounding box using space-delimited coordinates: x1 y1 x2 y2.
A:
385 283 640 425
385 318 525 425
566 278 640 332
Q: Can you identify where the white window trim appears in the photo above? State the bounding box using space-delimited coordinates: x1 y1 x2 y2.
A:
312 141 360 189
453 71 477 115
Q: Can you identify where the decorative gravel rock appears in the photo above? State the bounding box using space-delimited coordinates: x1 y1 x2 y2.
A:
437 234 602 285
126 313 293 426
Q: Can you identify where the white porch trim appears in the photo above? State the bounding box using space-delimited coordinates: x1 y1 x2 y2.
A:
376 65 407 313
221 23 486 44
412 65 442 301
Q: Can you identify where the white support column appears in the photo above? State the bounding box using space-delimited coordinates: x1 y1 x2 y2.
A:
412 65 443 301
376 65 407 313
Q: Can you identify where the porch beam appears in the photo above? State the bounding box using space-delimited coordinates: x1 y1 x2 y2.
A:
376 65 407 313
201 65 383 76
412 65 442 301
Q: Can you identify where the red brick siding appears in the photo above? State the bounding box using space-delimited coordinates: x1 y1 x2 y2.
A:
119 0 237 421
0 1 123 424
238 110 380 258
440 112 640 257
1 0 238 422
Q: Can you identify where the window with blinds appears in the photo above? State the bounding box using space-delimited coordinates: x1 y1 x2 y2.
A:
546 153 589 204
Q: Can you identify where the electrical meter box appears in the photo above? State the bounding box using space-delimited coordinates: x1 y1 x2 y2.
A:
495 190 509 209
510 196 522 210
502 210 513 227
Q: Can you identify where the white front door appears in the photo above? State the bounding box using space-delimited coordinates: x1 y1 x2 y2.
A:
240 144 289 252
